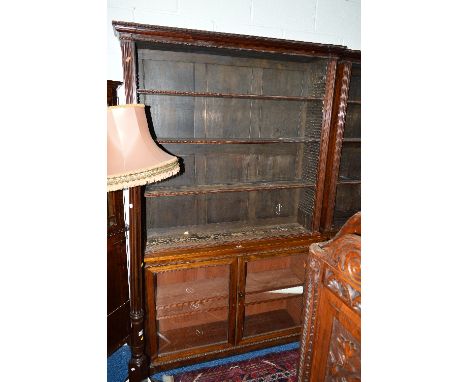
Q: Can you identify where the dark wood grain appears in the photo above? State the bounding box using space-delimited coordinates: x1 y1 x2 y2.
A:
312 59 337 233
107 80 122 106
155 138 321 144
120 37 151 382
145 181 314 197
113 21 346 58
128 186 149 382
107 231 130 354
113 20 361 376
321 62 352 232
297 212 360 382
107 80 130 356
138 89 322 102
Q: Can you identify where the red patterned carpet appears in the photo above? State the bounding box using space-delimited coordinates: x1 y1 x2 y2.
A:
173 349 299 382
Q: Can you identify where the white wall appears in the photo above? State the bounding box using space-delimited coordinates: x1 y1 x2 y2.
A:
108 0 360 83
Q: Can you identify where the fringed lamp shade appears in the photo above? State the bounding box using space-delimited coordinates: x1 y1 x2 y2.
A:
107 104 180 192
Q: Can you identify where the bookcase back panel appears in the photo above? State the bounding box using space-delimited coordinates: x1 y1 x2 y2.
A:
138 49 328 97
146 143 309 188
138 48 327 140
338 144 361 181
348 64 361 102
145 96 196 138
333 183 361 228
146 189 303 229
343 104 361 138
142 95 323 140
137 45 330 250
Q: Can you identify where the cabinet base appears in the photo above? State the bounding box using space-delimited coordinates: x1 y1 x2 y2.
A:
149 333 300 374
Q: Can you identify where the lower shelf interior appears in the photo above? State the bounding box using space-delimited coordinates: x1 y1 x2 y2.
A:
146 221 310 252
244 309 298 337
158 319 228 355
157 309 299 355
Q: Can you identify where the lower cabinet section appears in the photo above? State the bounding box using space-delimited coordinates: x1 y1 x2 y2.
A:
145 259 235 358
241 253 305 339
144 246 308 368
147 260 234 356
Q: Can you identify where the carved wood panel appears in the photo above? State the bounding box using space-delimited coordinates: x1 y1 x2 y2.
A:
297 212 360 382
325 318 360 382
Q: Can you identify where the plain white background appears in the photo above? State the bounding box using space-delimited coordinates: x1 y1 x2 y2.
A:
107 0 361 83
1 1 468 381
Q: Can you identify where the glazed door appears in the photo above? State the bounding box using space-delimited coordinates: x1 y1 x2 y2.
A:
236 252 307 343
145 259 237 359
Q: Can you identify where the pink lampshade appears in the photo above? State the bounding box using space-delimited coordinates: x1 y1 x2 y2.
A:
107 104 180 192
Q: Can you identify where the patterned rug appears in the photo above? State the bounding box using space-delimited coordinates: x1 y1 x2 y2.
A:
171 348 299 382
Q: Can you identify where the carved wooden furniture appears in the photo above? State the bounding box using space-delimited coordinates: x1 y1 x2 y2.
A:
297 212 361 382
111 21 360 380
321 58 361 232
107 80 131 355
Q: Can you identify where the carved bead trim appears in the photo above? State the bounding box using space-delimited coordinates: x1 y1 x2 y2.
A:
297 257 322 382
324 268 360 313
313 59 338 232
324 62 352 230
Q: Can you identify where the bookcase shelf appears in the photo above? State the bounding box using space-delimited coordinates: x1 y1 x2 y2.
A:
243 310 299 337
146 222 310 252
145 181 315 197
137 88 323 102
156 277 228 310
246 268 304 295
156 138 321 144
157 319 228 355
337 179 361 184
245 286 304 306
342 138 361 143
157 304 228 321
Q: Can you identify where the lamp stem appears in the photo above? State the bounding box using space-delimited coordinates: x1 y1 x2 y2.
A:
127 185 149 382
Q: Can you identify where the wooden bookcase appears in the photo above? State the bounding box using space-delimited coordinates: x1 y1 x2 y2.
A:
321 59 361 232
112 21 360 379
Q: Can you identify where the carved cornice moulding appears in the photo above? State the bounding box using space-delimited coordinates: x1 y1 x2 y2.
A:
112 20 360 60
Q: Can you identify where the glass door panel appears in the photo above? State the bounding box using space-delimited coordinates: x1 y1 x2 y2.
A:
243 253 306 338
155 263 231 355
